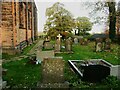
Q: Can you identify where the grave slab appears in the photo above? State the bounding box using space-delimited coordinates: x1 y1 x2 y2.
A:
68 59 119 82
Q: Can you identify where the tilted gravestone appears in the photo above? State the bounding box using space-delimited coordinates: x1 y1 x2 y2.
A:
104 38 111 51
95 38 103 52
41 57 65 83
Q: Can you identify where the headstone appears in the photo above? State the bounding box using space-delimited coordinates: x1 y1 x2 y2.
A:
83 38 88 45
65 38 72 52
79 38 84 45
95 38 103 52
54 34 62 52
57 34 62 41
36 50 54 63
74 38 78 44
104 38 111 51
41 57 64 83
54 39 61 52
43 41 53 50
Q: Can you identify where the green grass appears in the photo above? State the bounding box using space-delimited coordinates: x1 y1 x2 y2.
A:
56 42 120 65
2 58 41 88
2 42 37 60
21 43 37 55
2 41 120 88
2 53 19 60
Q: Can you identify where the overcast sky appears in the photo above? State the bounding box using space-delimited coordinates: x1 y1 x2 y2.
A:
34 0 119 34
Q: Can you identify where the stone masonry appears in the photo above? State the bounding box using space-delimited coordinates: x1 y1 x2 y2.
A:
1 0 38 54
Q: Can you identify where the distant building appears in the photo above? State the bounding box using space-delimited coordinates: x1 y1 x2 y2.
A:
1 0 38 54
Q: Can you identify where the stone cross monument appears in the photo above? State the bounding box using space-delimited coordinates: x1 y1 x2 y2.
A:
57 34 62 41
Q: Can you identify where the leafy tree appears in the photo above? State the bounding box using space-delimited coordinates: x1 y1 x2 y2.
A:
84 0 117 40
44 2 75 39
76 17 93 36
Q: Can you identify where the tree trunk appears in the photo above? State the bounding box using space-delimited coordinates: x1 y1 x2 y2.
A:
108 2 116 41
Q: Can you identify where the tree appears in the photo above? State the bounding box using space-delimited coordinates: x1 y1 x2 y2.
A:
76 17 92 36
116 1 120 35
44 2 75 39
108 1 116 40
84 0 117 40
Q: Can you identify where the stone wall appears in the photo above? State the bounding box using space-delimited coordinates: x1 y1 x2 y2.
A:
2 1 37 54
2 2 13 48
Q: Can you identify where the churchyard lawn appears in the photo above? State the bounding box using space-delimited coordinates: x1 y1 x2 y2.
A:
2 41 120 88
2 41 38 60
57 42 119 65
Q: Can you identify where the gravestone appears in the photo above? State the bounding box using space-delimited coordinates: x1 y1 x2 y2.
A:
65 38 72 52
74 38 78 44
41 57 64 83
57 34 62 41
36 50 54 63
54 39 61 52
104 38 111 51
43 41 53 50
79 38 84 45
54 34 62 52
83 38 88 45
95 38 103 52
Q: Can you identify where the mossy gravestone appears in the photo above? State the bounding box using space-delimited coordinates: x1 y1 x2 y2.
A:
39 57 69 88
41 57 64 83
104 38 111 51
65 38 72 52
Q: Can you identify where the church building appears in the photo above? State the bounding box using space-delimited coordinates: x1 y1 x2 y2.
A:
1 0 38 54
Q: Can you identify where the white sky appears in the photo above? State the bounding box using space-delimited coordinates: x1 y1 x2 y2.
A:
34 0 119 34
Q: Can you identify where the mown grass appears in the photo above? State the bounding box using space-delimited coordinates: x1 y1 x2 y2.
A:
2 41 120 89
2 58 41 88
2 41 37 60
56 42 120 65
21 43 36 55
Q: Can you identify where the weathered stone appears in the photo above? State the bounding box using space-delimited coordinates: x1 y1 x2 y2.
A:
43 41 53 50
54 39 61 52
41 57 64 83
95 38 103 52
65 38 72 52
74 38 78 44
2 1 38 55
104 38 111 51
